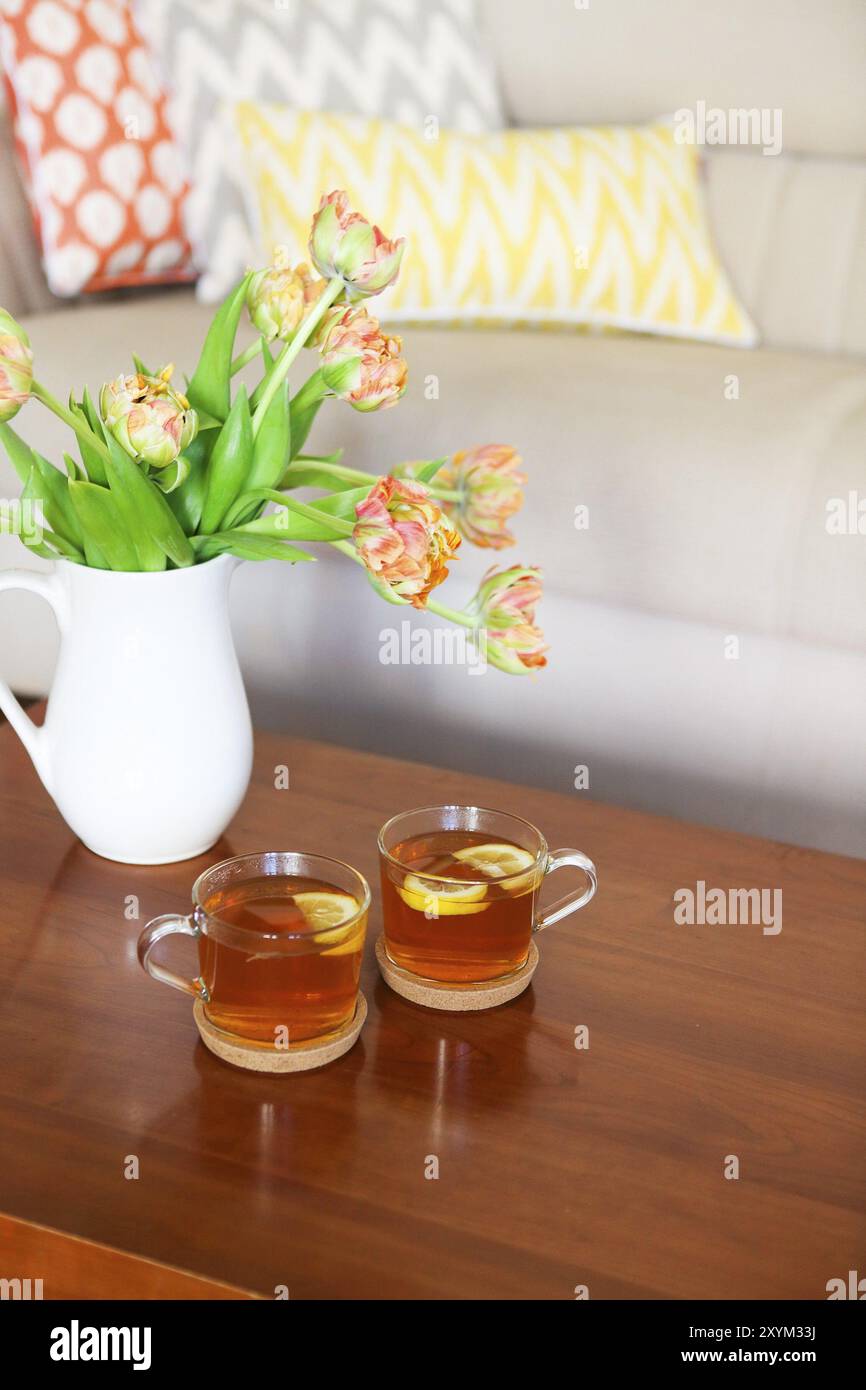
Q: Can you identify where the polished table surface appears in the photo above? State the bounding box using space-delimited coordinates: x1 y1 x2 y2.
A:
0 715 864 1299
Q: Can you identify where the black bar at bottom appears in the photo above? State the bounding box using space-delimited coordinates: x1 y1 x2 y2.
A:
0 1297 860 1376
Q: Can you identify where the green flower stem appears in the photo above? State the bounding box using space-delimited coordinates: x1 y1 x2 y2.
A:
288 458 461 501
231 337 266 375
290 459 374 487
283 459 462 501
288 368 329 414
238 495 354 537
425 595 481 629
31 380 112 466
251 278 343 439
331 539 478 628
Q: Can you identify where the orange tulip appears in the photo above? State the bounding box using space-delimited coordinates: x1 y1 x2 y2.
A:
353 475 460 607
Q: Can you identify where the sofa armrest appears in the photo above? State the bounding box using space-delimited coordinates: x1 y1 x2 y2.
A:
0 111 56 317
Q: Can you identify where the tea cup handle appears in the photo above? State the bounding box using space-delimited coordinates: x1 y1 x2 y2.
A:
137 914 209 999
534 849 597 932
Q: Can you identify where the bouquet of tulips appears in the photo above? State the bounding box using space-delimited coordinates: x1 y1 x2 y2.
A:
0 191 546 674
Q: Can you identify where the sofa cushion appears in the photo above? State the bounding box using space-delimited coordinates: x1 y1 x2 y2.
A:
705 149 866 358
3 291 864 658
481 0 866 159
232 106 757 346
0 0 194 296
136 0 504 302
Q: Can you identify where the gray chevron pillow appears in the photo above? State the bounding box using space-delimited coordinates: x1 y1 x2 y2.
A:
135 0 504 301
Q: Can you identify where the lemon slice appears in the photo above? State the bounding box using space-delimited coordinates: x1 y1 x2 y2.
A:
295 891 358 929
452 843 536 877
295 892 361 953
399 874 488 917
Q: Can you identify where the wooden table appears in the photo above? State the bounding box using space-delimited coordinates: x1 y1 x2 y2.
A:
0 716 863 1300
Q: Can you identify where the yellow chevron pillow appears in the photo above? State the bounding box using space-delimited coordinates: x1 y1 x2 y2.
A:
232 104 757 347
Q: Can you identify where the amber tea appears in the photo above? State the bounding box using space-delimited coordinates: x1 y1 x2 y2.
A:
380 829 542 983
198 873 366 1042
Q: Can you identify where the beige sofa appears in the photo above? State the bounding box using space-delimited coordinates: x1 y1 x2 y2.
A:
2 0 865 856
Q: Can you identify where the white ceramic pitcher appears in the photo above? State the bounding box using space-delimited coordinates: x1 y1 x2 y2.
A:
0 555 253 864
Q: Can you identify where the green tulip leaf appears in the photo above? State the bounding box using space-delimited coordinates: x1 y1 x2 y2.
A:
199 385 253 535
68 480 140 571
192 407 223 431
77 389 108 484
164 429 215 535
191 531 315 564
1 470 83 562
225 489 353 537
187 273 253 423
288 369 328 460
0 421 37 487
296 449 345 464
411 457 448 484
250 378 291 491
277 463 358 492
31 452 85 549
62 452 84 483
228 506 346 543
248 338 276 414
81 387 106 437
36 527 84 562
103 436 194 569
231 377 291 525
3 432 85 550
303 483 372 520
152 454 191 494
102 448 165 571
19 535 59 560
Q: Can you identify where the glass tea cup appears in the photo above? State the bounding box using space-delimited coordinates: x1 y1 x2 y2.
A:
378 806 597 984
138 851 370 1046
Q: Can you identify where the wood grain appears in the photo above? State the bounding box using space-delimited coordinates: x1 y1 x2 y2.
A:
0 710 863 1299
0 1213 259 1299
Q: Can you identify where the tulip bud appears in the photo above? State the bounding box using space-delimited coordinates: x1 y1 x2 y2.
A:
467 565 548 671
319 306 407 412
246 261 325 342
100 364 198 469
470 564 543 629
487 624 548 673
0 308 33 423
437 444 526 548
353 475 460 608
309 191 405 299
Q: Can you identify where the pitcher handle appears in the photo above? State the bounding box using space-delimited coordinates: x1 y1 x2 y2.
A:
0 567 66 790
534 849 598 932
137 914 209 1000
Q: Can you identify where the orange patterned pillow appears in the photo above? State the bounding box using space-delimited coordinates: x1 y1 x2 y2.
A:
0 0 193 295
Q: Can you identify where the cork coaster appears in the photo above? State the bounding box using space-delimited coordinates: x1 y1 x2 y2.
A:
193 993 367 1073
376 935 538 1011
